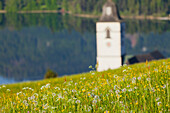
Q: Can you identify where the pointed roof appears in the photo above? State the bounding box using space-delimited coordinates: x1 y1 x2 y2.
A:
100 0 122 22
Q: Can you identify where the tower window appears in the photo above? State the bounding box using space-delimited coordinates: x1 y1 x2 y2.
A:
106 28 111 38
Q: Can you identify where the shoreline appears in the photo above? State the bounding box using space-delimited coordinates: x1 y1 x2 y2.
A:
0 10 169 20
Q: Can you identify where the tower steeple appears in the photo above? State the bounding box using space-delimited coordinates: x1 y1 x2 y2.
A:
96 0 125 71
100 0 121 22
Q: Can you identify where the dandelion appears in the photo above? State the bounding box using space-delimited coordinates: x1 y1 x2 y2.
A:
2 85 6 88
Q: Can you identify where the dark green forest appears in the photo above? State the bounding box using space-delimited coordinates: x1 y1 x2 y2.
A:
0 0 169 16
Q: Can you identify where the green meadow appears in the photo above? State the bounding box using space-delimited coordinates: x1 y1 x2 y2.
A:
0 59 169 113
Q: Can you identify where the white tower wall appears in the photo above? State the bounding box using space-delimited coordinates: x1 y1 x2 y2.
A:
96 22 125 72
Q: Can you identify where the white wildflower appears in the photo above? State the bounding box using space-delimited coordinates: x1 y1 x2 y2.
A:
162 85 166 89
146 78 151 81
127 85 130 87
115 90 120 94
45 83 50 88
122 88 127 93
52 93 56 97
157 102 161 106
156 97 160 101
42 95 47 100
43 104 49 109
128 88 133 92
151 87 155 92
92 99 97 104
7 89 10 92
132 79 136 84
137 77 141 80
54 87 60 90
51 107 57 109
88 106 92 112
113 75 118 78
123 69 127 72
72 89 77 93
134 87 138 89
75 100 81 104
33 101 38 106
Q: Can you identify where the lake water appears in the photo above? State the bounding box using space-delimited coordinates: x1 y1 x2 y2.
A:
0 13 169 84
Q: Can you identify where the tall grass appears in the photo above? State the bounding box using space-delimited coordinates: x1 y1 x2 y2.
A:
0 59 169 112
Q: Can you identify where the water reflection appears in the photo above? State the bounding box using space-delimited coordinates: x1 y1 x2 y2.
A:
0 13 169 84
0 76 15 84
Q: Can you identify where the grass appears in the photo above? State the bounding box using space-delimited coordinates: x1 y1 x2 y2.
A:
0 58 169 113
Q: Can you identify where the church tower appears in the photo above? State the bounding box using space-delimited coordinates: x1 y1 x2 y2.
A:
96 0 125 71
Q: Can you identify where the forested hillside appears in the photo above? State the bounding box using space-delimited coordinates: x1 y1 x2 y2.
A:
0 0 169 16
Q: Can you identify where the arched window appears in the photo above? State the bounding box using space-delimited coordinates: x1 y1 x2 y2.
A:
106 28 111 38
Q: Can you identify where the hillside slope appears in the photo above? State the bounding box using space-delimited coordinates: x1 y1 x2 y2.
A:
0 58 169 112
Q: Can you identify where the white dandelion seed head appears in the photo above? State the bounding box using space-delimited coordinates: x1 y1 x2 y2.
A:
137 77 141 80
128 88 133 92
156 97 160 101
7 89 10 92
115 90 120 94
75 100 81 104
146 78 151 81
54 87 60 90
123 69 127 72
163 85 166 89
157 102 161 106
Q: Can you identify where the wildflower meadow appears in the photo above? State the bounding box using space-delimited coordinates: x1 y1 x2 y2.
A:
0 59 169 112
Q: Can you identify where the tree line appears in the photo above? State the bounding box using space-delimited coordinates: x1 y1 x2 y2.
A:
0 0 169 16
